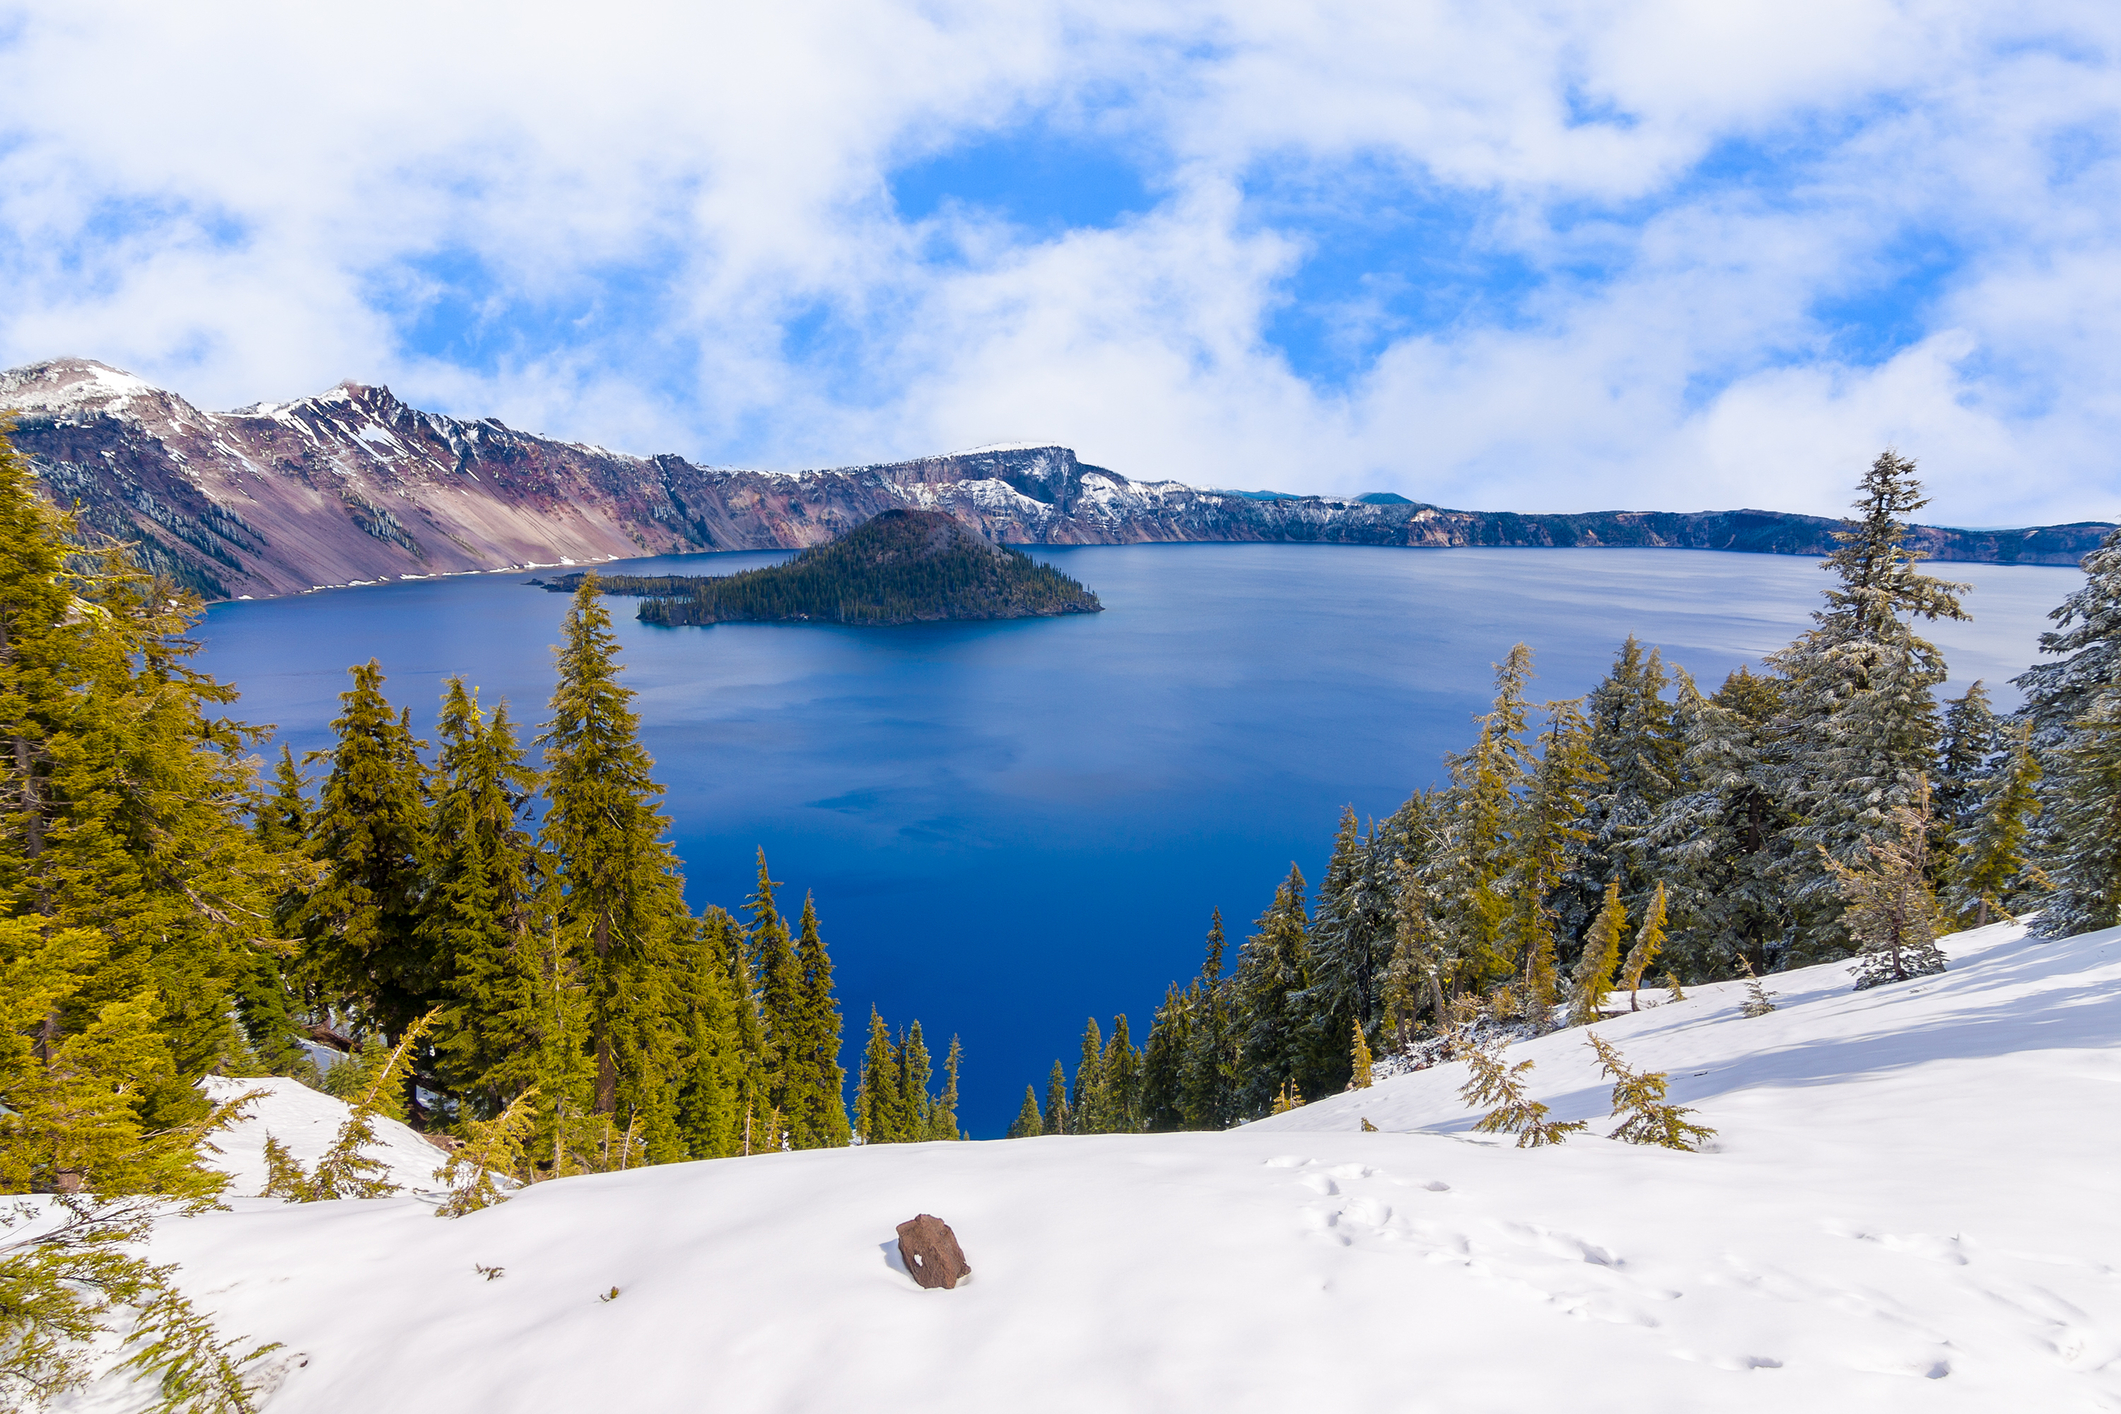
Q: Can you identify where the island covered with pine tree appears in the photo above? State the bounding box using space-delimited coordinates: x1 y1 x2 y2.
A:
534 507 1103 626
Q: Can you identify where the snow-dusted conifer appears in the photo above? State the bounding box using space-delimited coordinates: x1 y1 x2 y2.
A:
1737 957 1776 1017
2027 695 2121 938
1511 700 1600 1027
1301 807 1398 1091
1764 452 1967 963
1042 1059 1071 1136
1232 864 1312 1116
1566 637 1682 933
1824 784 1947 990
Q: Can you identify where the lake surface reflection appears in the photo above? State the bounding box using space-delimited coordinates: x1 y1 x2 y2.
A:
197 544 2076 1133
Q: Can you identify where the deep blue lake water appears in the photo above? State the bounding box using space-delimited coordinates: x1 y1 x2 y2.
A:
196 544 2077 1134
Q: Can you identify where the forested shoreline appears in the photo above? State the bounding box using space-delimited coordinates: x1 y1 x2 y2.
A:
1009 452 2107 1136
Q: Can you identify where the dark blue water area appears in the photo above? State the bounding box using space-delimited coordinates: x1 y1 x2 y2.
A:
194 544 2075 1134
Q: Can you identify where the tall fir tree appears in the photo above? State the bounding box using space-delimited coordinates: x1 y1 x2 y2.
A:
1764 452 1967 963
1140 981 1193 1132
1946 722 2046 928
1006 1085 1044 1138
424 683 544 1118
538 577 690 1156
1180 909 1239 1130
1566 637 1682 933
1070 1016 1106 1134
1231 863 1312 1117
785 892 850 1148
1042 1058 1071 1136
1102 1015 1140 1133
1298 809 1399 1095
898 1021 934 1143
2015 523 2121 746
852 1007 902 1144
2029 696 2121 938
1511 700 1601 1025
745 852 803 1129
672 906 747 1161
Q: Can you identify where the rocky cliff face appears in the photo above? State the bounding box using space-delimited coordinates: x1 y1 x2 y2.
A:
2 358 2108 602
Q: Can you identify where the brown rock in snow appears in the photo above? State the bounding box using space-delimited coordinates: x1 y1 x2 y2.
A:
895 1214 971 1290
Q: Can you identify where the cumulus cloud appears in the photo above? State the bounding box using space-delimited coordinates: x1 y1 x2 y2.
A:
0 0 2116 524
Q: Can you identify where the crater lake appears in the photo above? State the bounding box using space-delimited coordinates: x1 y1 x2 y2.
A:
195 543 2077 1133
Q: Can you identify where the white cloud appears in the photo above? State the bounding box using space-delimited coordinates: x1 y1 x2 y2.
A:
1 0 2116 524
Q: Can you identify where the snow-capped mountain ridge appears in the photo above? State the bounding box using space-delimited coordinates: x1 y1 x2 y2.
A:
4 357 2109 603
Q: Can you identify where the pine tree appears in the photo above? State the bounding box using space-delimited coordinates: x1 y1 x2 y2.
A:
898 1021 933 1144
1348 1017 1374 1090
1070 1017 1106 1134
1946 722 2046 928
747 851 802 1126
295 663 434 1056
1567 637 1682 935
930 1035 963 1141
1824 784 1948 989
1179 910 1239 1130
1585 1033 1714 1151
2030 696 2121 937
237 746 312 1075
1618 882 1666 1012
672 907 745 1161
1299 807 1398 1093
2015 523 2121 746
1042 1059 1070 1136
1454 1036 1583 1147
786 892 850 1148
1140 982 1192 1132
1006 1084 1043 1138
1511 700 1601 1024
538 577 689 1156
1232 864 1316 1116
1737 957 1777 1016
1568 879 1625 1026
1644 668 1790 981
1381 854 1450 1050
2 433 297 1129
1766 452 1967 962
424 683 544 1118
1935 681 2005 831
435 1087 538 1217
852 1007 902 1144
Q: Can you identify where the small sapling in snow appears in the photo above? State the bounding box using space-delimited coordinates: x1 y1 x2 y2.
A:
1737 957 1777 1018
1454 1036 1586 1148
1585 1034 1715 1151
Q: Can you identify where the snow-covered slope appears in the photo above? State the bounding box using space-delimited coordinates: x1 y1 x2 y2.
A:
85 920 2121 1411
198 1076 453 1199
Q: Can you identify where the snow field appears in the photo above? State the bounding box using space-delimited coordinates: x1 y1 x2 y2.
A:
74 920 2121 1412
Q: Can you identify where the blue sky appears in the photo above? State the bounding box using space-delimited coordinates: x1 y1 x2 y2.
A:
1 0 2117 524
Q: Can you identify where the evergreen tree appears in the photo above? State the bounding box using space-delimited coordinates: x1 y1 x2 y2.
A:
852 1007 902 1144
1824 785 1947 989
898 1021 933 1143
672 907 745 1161
1510 700 1601 1024
1101 1015 1140 1134
1946 722 2046 928
747 851 801 1126
1231 864 1312 1116
1935 681 2005 831
538 577 689 1154
1618 882 1666 1012
1765 452 1967 962
1070 1017 1106 1134
1042 1058 1070 1136
237 746 312 1075
786 892 851 1148
2015 523 2121 746
0 435 299 1130
295 665 434 1055
1455 1037 1583 1147
1179 910 1239 1130
424 683 544 1118
1566 637 1682 933
1348 1017 1374 1090
1737 957 1777 1017
1298 808 1398 1094
1006 1084 1043 1139
1586 1033 1714 1151
1645 668 1789 980
1140 981 1192 1132
930 1035 962 1141
1567 879 1624 1026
